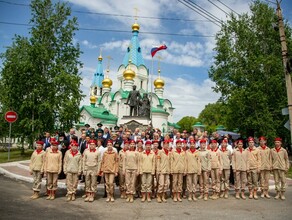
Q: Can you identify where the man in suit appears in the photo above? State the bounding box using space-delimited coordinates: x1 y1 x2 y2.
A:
67 128 76 143
78 133 87 153
42 132 51 150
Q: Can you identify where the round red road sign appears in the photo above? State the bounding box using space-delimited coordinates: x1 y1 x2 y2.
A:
5 111 18 123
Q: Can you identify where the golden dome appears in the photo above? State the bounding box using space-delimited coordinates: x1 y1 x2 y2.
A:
98 55 102 61
123 68 136 80
132 22 140 31
102 77 113 88
154 77 165 89
90 95 97 103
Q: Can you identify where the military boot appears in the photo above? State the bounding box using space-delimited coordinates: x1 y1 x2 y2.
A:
177 192 182 202
157 193 162 203
46 190 51 200
224 190 229 199
126 194 130 202
249 189 253 199
241 191 246 200
162 192 167 203
106 195 111 202
30 191 37 199
260 190 265 198
219 191 225 198
188 194 192 201
265 190 270 199
129 194 134 203
67 194 72 202
173 193 177 202
89 193 94 202
141 193 146 202
212 192 219 200
235 191 240 199
147 193 152 202
203 193 208 201
193 193 197 201
253 189 258 200
274 191 280 200
71 193 76 201
84 192 90 202
280 192 286 200
50 190 55 200
198 192 203 200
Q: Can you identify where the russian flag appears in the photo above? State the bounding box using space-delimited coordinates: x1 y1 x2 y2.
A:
151 44 167 57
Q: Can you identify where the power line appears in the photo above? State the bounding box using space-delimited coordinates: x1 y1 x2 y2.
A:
178 0 221 27
0 0 214 23
0 21 215 38
207 0 231 17
215 0 240 16
187 0 223 24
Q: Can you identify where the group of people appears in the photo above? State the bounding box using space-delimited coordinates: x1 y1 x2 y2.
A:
29 125 290 203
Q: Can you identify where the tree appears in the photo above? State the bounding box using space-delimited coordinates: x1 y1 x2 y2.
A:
209 0 292 141
0 0 83 144
198 102 228 132
177 116 197 133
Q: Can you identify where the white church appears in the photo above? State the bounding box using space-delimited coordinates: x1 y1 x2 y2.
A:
78 21 180 133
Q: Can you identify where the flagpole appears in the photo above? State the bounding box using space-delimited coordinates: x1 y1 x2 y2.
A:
150 57 154 129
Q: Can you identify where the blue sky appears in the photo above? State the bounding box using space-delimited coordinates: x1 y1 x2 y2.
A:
1 0 292 122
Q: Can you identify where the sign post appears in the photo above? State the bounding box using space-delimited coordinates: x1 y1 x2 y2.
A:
5 111 18 161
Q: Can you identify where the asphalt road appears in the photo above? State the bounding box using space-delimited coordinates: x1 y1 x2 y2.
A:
0 174 291 220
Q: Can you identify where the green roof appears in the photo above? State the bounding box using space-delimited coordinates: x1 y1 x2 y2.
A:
193 122 205 127
151 107 169 115
168 122 181 129
81 105 118 121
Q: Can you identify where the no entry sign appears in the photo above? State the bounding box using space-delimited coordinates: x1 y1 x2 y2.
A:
5 111 18 123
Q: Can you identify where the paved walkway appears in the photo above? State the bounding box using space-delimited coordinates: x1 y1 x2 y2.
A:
1 160 292 191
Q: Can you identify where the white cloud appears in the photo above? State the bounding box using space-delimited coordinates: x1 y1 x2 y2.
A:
163 77 221 121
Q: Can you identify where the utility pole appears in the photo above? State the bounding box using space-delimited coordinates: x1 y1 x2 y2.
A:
276 0 292 148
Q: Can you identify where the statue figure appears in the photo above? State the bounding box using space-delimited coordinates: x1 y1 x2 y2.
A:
126 85 141 116
139 93 151 118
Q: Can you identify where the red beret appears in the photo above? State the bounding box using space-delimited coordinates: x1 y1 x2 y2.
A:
36 141 44 145
145 141 152 145
274 137 282 142
222 139 228 143
259 136 266 141
163 140 170 144
200 139 207 143
248 137 254 142
51 141 59 145
137 140 143 144
88 139 96 145
71 142 79 147
189 140 195 144
237 140 243 144
107 140 113 144
182 140 187 144
176 139 182 144
130 139 136 144
50 138 56 142
124 140 129 144
152 140 159 144
211 140 217 143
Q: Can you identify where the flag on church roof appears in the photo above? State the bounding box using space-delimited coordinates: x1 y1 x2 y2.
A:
151 44 167 57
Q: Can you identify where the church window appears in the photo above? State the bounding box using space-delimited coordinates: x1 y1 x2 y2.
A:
138 47 141 53
127 47 130 52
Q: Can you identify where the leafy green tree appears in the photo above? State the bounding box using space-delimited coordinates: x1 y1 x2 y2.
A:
198 102 228 132
177 116 197 133
0 0 83 145
209 0 291 142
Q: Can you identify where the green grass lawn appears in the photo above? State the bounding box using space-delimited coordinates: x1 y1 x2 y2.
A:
0 149 33 163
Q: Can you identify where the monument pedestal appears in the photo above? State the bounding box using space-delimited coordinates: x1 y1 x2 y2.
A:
120 116 151 131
